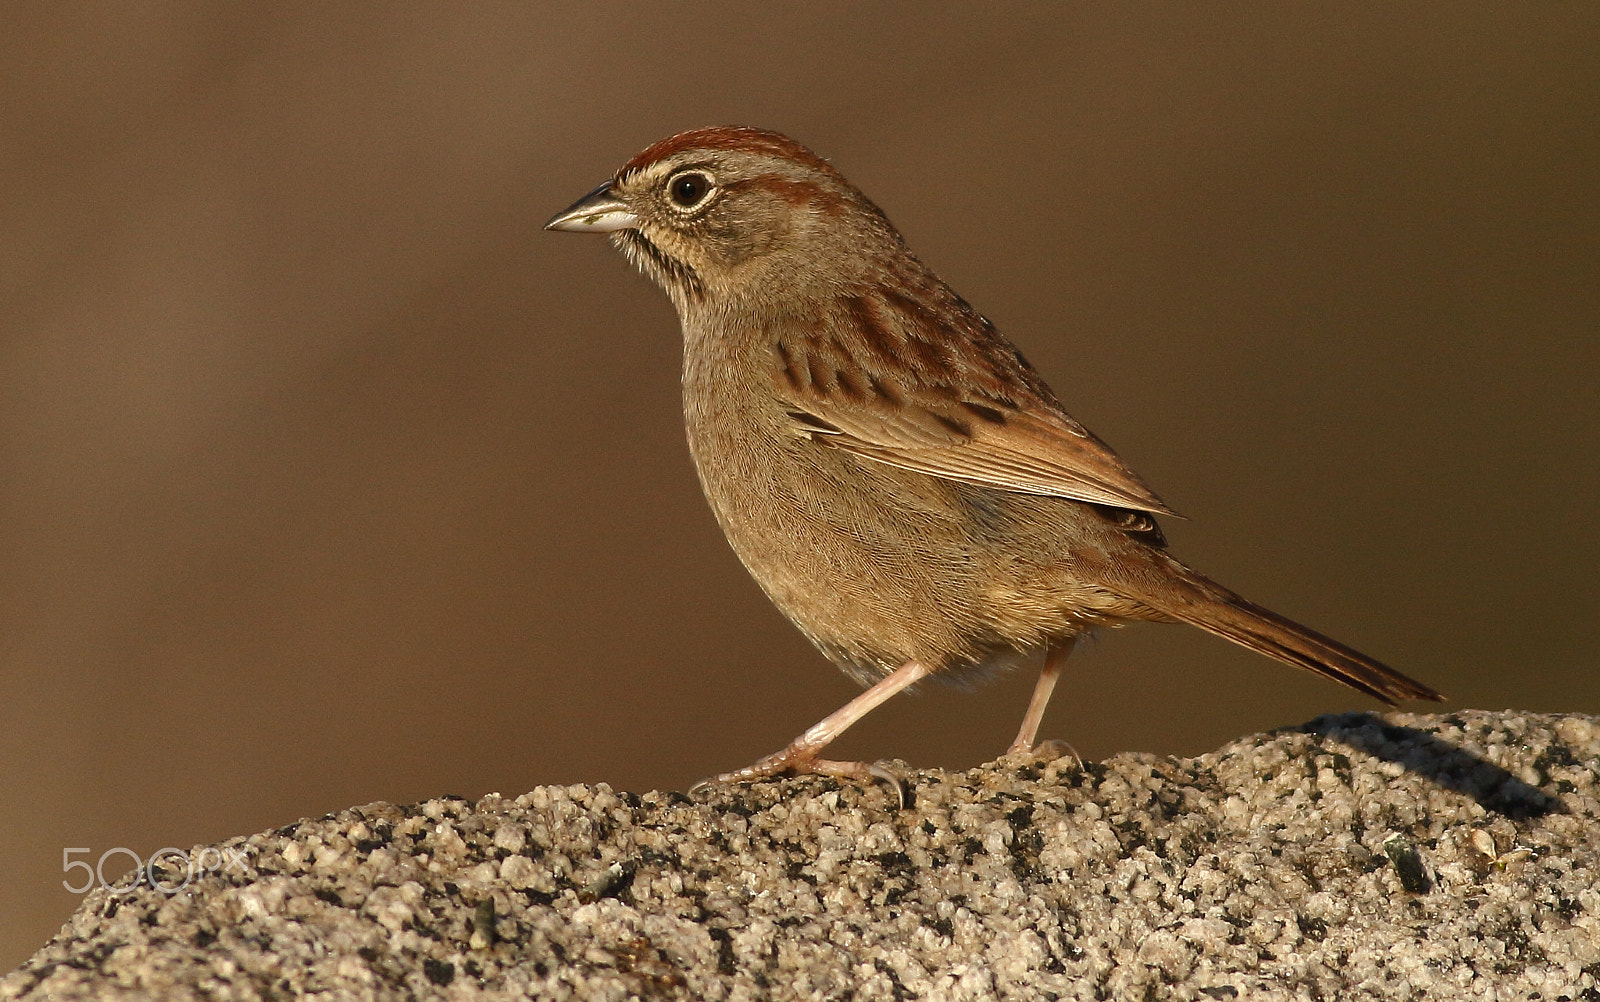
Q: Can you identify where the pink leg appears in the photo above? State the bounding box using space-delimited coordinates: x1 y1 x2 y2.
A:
699 659 932 789
1007 639 1076 754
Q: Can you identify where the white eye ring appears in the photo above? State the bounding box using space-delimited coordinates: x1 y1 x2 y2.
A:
667 171 714 210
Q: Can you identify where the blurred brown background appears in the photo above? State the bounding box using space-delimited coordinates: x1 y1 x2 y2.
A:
3 3 1596 966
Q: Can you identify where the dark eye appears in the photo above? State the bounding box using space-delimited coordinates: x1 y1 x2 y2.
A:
668 172 711 208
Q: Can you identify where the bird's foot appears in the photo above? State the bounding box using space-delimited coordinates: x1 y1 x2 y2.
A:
690 747 910 809
1002 737 1083 768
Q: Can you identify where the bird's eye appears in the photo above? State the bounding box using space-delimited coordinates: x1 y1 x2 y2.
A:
668 172 712 209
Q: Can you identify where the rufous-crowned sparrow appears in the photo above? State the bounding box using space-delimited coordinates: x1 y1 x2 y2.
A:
548 126 1441 792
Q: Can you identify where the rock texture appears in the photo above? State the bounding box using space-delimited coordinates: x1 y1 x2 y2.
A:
5 711 1599 1001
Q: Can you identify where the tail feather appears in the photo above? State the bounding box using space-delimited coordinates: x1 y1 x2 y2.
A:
1120 558 1444 706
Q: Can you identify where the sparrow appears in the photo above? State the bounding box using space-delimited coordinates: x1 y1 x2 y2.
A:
547 126 1441 795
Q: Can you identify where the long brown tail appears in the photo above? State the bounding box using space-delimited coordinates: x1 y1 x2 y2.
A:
1117 555 1444 705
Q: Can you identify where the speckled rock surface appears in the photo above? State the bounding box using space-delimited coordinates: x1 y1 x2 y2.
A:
6 711 1599 1001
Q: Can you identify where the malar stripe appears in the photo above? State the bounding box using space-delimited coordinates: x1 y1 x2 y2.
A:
616 230 703 301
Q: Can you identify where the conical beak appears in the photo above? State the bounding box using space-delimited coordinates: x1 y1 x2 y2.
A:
544 181 640 233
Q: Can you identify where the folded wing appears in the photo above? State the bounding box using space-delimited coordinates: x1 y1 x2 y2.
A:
773 287 1175 516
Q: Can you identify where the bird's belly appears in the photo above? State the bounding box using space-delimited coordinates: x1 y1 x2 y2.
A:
685 404 1133 684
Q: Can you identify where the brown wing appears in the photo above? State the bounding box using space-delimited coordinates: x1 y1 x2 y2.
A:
771 285 1176 516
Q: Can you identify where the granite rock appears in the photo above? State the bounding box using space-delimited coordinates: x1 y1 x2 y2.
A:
5 710 1599 1000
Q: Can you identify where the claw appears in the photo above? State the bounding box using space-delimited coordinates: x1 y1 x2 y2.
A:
687 777 717 799
1001 737 1083 771
689 754 911 810
1032 738 1083 769
868 760 911 810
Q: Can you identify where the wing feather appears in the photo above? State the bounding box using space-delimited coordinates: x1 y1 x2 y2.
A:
774 285 1175 516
